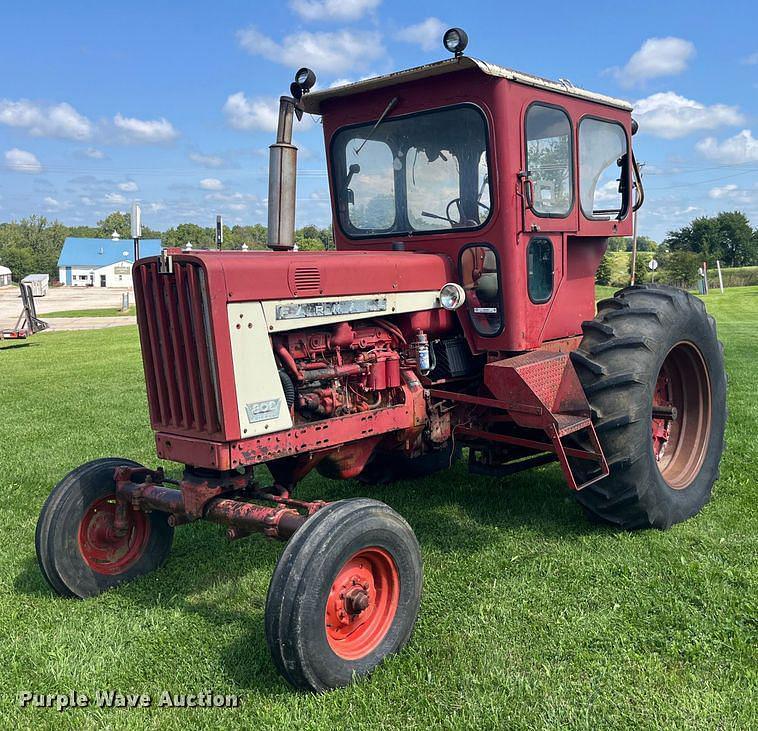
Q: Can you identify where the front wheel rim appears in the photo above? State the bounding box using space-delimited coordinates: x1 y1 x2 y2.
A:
325 547 400 660
652 341 712 489
78 495 150 574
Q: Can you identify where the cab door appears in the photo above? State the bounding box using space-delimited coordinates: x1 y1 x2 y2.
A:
520 101 578 235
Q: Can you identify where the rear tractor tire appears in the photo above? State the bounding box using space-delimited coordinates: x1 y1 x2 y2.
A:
36 458 174 598
265 498 422 692
571 285 726 530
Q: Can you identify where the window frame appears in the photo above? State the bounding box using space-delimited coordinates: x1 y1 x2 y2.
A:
458 242 505 337
577 114 631 222
523 101 575 220
526 236 554 305
330 102 495 240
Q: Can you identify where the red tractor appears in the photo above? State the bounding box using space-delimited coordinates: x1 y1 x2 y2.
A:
36 29 726 692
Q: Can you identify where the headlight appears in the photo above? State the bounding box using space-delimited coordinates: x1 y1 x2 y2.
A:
439 282 466 311
443 28 468 56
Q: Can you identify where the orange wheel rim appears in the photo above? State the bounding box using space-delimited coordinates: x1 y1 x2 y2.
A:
652 341 712 489
325 547 400 660
78 495 150 575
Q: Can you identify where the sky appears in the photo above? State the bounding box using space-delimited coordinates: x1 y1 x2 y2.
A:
1 0 757 242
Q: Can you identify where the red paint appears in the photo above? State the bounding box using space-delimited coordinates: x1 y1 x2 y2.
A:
325 547 400 660
652 367 672 461
130 62 632 490
319 67 633 353
78 495 150 575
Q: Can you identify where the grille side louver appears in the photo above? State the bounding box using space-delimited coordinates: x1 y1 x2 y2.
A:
134 260 222 436
292 266 321 295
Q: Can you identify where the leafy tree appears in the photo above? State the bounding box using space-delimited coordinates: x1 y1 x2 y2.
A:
607 235 657 252
0 246 38 280
163 223 211 247
628 251 649 284
596 251 613 285
664 251 700 286
715 211 757 267
97 212 132 239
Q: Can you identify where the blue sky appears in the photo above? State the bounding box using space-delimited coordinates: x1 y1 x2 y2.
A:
1 0 757 241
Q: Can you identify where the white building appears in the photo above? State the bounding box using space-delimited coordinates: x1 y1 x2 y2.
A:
57 232 162 287
0 265 11 287
21 274 49 296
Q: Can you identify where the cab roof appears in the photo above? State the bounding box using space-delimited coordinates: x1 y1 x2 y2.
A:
302 56 633 115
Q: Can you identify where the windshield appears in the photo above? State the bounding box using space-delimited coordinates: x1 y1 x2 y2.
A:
332 105 492 237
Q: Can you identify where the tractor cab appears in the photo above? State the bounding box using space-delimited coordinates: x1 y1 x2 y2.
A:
303 53 643 353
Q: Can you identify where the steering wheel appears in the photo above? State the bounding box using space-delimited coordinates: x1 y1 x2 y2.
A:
421 198 491 227
445 198 491 226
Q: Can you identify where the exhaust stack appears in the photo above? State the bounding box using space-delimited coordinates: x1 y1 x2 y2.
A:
267 68 316 251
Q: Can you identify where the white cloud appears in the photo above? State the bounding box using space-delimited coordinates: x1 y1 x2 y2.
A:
223 93 315 136
43 196 61 209
610 37 695 87
0 99 92 140
742 52 758 65
397 17 447 52
708 184 738 199
118 181 138 192
5 148 42 173
707 183 757 206
696 129 758 163
236 26 384 75
223 93 280 133
189 151 224 168
104 192 127 205
633 92 743 139
200 177 224 190
113 113 178 143
148 202 166 212
83 147 105 159
289 0 380 22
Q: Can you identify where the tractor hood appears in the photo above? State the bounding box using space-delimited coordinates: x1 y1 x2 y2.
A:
159 249 453 304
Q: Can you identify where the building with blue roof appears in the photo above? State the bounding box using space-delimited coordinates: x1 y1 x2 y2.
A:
57 233 162 288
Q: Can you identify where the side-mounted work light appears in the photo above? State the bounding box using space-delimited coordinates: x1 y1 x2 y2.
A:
443 27 468 57
291 67 316 101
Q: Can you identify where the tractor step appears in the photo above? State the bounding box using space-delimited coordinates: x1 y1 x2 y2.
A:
432 349 609 490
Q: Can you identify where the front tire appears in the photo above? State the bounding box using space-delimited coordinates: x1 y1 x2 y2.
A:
265 498 422 691
36 458 174 598
571 285 727 529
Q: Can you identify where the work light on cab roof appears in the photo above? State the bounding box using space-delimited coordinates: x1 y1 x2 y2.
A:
37 25 727 695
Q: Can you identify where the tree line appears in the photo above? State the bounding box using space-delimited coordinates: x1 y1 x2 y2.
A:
0 212 334 282
597 210 758 288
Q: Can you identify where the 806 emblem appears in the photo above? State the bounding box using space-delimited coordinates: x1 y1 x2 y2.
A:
245 398 281 424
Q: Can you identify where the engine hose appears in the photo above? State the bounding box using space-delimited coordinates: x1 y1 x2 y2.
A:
278 369 296 408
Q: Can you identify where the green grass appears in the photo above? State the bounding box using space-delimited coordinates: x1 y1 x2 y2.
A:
1 288 756 730
43 306 135 318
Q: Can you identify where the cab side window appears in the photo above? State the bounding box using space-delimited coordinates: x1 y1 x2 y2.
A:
527 237 553 303
525 105 573 217
579 118 628 219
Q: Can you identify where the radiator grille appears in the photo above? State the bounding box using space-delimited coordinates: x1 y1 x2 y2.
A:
135 260 222 435
292 266 321 295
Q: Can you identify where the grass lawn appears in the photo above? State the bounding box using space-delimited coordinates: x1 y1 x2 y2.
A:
43 306 136 318
1 287 756 729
